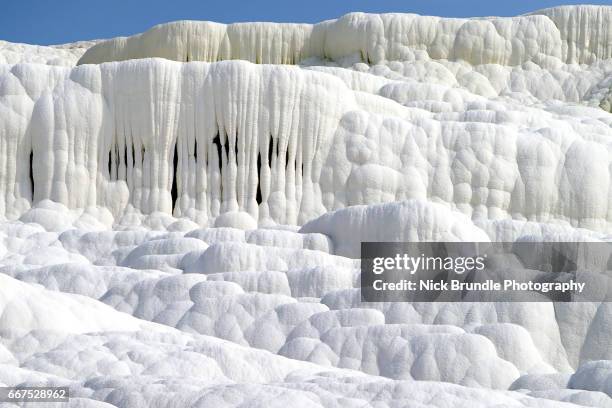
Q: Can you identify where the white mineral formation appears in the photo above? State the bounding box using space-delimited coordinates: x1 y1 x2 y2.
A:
0 5 612 407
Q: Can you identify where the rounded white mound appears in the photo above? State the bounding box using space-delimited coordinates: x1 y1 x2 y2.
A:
300 199 490 257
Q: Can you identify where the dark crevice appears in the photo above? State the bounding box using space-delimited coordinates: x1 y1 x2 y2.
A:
256 152 262 204
285 147 290 169
171 142 178 213
107 150 112 177
223 134 230 160
131 144 136 168
123 145 128 169
194 139 198 161
213 133 223 170
29 151 34 199
267 136 274 166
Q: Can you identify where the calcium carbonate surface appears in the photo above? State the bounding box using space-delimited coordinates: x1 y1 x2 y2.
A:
1 5 612 407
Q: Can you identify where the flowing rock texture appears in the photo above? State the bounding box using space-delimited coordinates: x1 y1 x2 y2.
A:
1 5 612 407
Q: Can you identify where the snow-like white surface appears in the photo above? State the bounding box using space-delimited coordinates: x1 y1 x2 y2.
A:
1 5 612 407
0 40 96 66
1 202 611 407
78 5 612 66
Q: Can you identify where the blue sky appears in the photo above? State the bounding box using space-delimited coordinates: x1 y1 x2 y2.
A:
2 0 611 45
